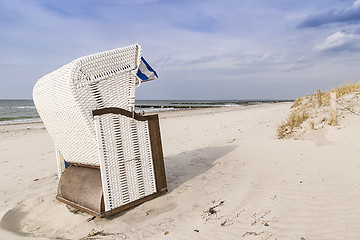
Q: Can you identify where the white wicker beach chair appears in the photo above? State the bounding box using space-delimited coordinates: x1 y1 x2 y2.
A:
33 44 167 217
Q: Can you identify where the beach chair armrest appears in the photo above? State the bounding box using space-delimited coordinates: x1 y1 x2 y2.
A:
92 107 158 121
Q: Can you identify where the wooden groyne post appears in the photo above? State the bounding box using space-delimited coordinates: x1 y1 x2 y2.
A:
330 91 337 126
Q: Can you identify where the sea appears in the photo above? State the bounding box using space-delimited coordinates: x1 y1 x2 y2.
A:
0 99 291 125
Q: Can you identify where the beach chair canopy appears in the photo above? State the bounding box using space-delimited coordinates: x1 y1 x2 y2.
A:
34 44 157 169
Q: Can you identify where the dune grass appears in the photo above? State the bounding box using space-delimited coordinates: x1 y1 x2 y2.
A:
278 81 360 138
277 107 308 138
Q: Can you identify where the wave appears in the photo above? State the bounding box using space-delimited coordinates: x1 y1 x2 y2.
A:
13 106 36 109
0 106 36 109
0 117 42 125
0 116 39 122
136 105 221 109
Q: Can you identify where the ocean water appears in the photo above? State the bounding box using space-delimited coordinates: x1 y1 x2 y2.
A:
0 99 290 125
0 100 41 125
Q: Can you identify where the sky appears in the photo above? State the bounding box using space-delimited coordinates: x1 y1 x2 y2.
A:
1 0 360 100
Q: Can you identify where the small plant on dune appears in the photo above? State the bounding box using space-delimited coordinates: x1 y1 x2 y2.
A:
309 120 315 130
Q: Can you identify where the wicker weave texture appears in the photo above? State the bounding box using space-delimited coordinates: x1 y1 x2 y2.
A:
33 44 142 170
95 114 156 211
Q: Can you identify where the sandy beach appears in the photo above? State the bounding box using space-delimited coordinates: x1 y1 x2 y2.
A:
1 102 360 240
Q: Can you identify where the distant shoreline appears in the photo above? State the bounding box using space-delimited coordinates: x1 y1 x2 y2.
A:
0 99 294 125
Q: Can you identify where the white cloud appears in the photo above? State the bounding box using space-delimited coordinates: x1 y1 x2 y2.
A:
314 31 360 51
353 0 360 8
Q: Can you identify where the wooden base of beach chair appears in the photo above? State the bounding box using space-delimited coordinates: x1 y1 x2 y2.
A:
57 164 167 218
57 166 105 216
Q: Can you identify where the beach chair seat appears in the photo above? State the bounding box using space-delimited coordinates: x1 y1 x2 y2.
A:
33 44 167 217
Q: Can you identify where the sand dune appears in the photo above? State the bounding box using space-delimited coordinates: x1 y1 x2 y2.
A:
1 102 360 239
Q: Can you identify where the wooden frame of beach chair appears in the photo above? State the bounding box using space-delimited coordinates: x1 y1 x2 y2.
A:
33 44 167 217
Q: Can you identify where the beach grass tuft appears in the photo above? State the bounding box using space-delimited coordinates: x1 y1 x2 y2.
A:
277 107 308 138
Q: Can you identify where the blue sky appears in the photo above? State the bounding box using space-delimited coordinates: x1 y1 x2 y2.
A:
1 0 360 100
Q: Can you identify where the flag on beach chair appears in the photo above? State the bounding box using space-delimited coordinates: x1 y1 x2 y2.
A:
136 57 158 82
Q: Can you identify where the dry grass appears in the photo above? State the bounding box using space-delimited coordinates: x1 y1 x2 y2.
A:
278 81 360 138
311 81 360 107
333 81 360 98
277 107 308 138
290 98 302 109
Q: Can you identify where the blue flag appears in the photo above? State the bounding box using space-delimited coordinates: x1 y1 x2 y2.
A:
136 57 158 82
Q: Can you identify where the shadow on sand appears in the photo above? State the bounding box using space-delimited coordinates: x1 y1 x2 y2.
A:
108 145 238 219
164 145 238 192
